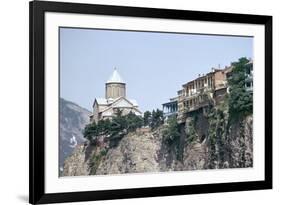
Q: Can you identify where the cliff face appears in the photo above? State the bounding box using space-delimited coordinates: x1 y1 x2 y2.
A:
62 108 253 176
181 114 253 170
63 129 163 176
62 144 90 176
96 130 162 174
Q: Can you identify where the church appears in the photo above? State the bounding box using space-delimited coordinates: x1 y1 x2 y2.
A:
90 68 142 123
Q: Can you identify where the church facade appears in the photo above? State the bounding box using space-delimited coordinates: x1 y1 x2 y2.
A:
90 68 142 123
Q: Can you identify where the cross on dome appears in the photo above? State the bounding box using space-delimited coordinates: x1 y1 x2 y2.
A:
107 67 125 83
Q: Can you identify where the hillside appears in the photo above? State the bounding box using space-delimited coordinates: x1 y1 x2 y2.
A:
59 98 91 173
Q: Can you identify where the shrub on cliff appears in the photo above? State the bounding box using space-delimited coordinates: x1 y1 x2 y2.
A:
83 110 143 145
83 119 111 144
151 109 165 129
126 111 143 132
162 116 181 145
143 111 152 127
228 57 253 121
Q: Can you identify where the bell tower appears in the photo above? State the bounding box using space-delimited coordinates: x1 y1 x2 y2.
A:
105 68 126 99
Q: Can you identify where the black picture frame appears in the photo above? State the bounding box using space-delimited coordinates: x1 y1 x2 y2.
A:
29 1 272 204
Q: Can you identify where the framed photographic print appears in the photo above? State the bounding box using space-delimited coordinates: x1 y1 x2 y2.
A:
29 0 272 204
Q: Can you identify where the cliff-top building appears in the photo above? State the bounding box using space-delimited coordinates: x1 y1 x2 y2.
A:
177 67 230 120
163 60 253 123
163 67 230 122
90 68 142 123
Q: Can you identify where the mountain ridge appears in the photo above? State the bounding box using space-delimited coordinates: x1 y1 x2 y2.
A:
59 98 91 173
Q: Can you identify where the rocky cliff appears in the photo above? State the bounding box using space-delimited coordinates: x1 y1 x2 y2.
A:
62 107 253 176
181 114 253 170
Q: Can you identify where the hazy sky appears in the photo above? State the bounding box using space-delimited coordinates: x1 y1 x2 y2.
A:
60 27 253 112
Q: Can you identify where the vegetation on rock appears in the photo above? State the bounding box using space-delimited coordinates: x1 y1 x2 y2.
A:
89 148 108 175
83 109 164 147
186 117 198 144
160 57 253 168
143 111 152 126
150 109 165 129
162 116 181 145
228 57 253 121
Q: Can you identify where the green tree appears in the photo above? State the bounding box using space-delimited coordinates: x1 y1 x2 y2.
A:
84 109 153 147
143 111 152 126
162 116 184 160
151 109 164 129
83 121 99 144
97 119 110 135
162 116 181 145
126 111 143 132
228 57 253 121
110 113 126 136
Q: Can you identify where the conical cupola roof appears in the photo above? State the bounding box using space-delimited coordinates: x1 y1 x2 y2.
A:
107 68 125 83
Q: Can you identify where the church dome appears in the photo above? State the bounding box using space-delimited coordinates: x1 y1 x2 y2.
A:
105 68 126 99
107 68 125 84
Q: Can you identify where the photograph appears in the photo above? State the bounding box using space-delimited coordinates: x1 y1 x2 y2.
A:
28 1 273 203
59 27 254 177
